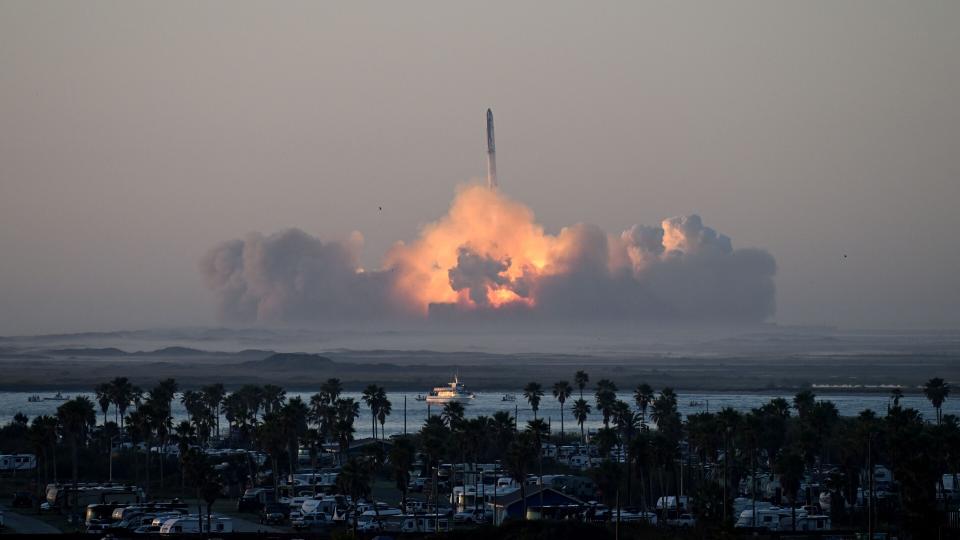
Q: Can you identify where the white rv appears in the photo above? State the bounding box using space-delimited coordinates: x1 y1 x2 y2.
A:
159 516 233 534
0 454 36 471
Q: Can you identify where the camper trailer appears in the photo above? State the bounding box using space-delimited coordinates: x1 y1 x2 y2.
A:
158 516 233 534
0 454 36 471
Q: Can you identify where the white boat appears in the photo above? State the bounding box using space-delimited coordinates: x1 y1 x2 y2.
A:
425 375 475 404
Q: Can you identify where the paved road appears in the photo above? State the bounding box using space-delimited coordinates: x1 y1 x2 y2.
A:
0 505 61 534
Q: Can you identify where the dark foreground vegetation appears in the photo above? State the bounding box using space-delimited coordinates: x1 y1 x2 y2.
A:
1 374 957 539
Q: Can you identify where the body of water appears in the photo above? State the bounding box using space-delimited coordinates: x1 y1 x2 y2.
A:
1 389 953 439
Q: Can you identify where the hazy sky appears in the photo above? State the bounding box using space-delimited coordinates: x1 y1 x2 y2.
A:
2 1 959 334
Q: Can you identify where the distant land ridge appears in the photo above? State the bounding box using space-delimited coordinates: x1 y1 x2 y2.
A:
243 352 335 370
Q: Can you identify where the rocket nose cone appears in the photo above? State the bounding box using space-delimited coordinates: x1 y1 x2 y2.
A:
487 108 493 119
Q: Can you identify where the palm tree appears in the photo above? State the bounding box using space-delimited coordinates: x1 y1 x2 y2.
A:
924 377 950 425
575 370 589 400
389 437 416 511
280 397 309 479
181 447 216 533
441 401 466 428
321 378 343 403
337 457 372 537
504 432 537 520
629 431 653 512
633 383 654 425
491 411 517 458
29 415 59 486
334 398 360 463
181 390 212 445
200 383 224 439
56 397 96 488
109 377 135 431
572 399 591 444
377 395 392 441
262 384 286 415
254 412 287 492
793 390 816 421
552 381 573 442
94 383 112 425
523 382 544 420
595 379 618 427
776 451 806 530
362 384 381 439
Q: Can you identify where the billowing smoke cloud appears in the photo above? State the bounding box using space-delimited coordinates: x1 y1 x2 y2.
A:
200 229 401 322
201 185 776 323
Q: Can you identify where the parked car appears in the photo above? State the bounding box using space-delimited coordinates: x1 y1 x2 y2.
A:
291 511 332 530
453 508 489 524
259 503 288 525
408 477 427 493
666 513 696 527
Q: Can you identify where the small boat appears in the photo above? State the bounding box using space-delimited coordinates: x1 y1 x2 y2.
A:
501 394 516 402
415 395 427 402
42 392 69 401
425 375 475 404
27 395 42 403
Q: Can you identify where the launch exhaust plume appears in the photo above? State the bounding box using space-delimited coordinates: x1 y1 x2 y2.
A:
201 185 777 323
486 108 497 189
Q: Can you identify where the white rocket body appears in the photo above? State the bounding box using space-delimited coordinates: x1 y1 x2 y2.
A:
486 109 497 189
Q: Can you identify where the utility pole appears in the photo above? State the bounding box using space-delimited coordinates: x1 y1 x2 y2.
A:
868 431 874 540
403 395 407 435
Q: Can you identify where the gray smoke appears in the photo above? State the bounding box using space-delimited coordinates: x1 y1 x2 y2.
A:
201 215 776 323
447 247 514 306
199 228 399 322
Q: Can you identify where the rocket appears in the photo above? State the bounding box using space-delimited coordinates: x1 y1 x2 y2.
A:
486 108 498 189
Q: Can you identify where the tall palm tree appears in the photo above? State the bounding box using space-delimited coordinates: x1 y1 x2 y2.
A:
362 384 381 439
491 411 517 458
321 378 343 403
200 383 224 439
633 383 654 425
181 447 217 533
552 381 573 442
337 457 372 537
280 397 309 479
29 415 59 485
523 382 544 420
262 384 286 415
377 395 392 440
389 437 416 511
572 399 592 444
793 390 816 421
504 432 537 520
110 377 135 431
924 377 950 425
334 398 360 463
594 379 618 427
94 383 112 425
574 371 589 400
254 412 287 492
776 451 805 530
441 401 465 428
56 397 96 487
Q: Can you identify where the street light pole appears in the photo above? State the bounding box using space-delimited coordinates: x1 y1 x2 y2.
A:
109 435 117 482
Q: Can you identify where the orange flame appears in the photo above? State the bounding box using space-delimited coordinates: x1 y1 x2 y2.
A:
385 184 560 314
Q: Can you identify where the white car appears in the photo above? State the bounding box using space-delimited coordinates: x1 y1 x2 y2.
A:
291 512 332 530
